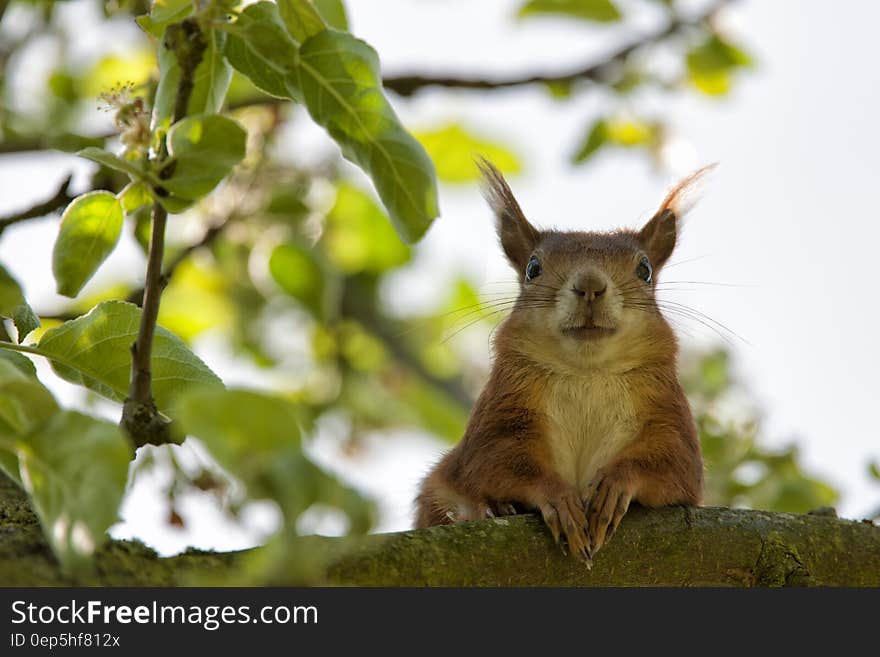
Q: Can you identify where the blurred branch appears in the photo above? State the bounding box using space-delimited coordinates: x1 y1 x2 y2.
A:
0 133 112 155
0 175 73 235
382 0 734 96
355 308 473 410
340 276 473 409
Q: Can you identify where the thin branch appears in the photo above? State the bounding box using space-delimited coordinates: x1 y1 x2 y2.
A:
122 18 207 448
0 175 73 235
0 133 111 156
381 0 732 96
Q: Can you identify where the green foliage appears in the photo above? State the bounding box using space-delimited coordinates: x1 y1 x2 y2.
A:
572 115 659 164
322 184 410 274
269 242 326 317
0 356 129 571
518 0 621 23
416 124 522 183
174 387 374 532
162 114 247 201
683 349 839 513
277 0 326 42
313 0 349 31
37 301 222 410
16 411 130 571
225 2 439 242
296 28 439 241
77 147 154 183
224 3 300 99
686 34 753 96
0 359 59 438
52 191 125 297
0 264 40 343
154 31 232 126
136 0 194 37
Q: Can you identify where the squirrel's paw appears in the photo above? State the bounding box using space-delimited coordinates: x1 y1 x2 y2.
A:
584 468 633 556
491 501 519 517
465 501 518 521
538 489 592 564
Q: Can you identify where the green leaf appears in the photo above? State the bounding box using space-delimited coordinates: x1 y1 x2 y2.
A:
278 0 348 37
226 3 439 242
160 114 247 202
605 117 657 146
296 29 439 242
77 147 154 183
572 118 609 163
136 0 195 37
37 300 223 410
15 411 130 570
224 3 302 99
415 124 521 183
0 440 20 487
572 116 658 164
52 191 125 298
175 387 373 531
869 461 880 481
0 360 59 436
0 263 41 343
0 350 38 379
153 30 232 129
118 181 153 214
518 0 621 23
322 183 410 273
278 0 326 42
314 0 348 30
269 242 325 316
174 388 305 513
686 35 753 96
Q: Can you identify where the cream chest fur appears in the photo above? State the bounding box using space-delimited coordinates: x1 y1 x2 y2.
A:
542 371 641 495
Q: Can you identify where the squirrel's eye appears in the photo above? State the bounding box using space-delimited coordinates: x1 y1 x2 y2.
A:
636 256 652 283
525 256 542 282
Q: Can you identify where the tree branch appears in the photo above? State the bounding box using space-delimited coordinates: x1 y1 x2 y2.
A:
0 471 877 586
121 19 207 448
381 0 734 96
0 175 73 235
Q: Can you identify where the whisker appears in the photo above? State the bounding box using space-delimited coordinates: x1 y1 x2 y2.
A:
440 302 557 344
623 300 747 345
662 254 711 270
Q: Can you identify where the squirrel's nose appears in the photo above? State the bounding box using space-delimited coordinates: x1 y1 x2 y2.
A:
572 274 607 302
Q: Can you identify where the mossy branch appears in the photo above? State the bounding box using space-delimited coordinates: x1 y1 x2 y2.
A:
1 472 877 586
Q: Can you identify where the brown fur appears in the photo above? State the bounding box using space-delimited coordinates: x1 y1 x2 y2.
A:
415 161 711 560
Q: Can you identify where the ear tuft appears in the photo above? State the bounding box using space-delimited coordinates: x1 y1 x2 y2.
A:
477 157 540 271
657 162 717 218
639 163 717 271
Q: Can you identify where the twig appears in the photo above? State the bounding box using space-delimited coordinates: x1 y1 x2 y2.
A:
0 175 74 235
381 0 733 96
122 18 207 448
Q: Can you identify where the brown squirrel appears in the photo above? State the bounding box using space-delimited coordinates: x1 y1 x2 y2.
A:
414 160 710 561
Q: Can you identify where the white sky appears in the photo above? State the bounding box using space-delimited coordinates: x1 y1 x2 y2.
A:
1 0 878 553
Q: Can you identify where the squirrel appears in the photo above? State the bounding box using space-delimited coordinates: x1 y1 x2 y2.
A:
414 159 711 561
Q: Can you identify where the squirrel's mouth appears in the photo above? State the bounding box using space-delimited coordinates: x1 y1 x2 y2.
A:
560 323 616 340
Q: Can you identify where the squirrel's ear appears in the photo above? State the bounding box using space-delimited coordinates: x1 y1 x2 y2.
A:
477 158 540 271
639 163 716 270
